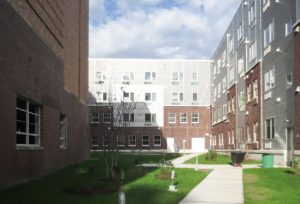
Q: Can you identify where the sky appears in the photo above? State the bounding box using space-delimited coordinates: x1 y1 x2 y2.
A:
89 0 241 59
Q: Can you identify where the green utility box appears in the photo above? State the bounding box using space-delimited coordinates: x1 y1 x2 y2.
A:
262 153 274 168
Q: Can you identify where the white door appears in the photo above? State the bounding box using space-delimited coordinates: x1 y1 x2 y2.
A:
192 138 205 152
167 137 175 152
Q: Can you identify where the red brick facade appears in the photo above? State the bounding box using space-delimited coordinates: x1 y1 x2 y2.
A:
227 84 236 150
163 106 211 150
245 63 261 150
0 1 89 189
294 23 300 150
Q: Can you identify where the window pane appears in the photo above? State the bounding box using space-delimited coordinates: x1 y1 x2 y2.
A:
145 72 150 80
17 98 26 110
17 109 26 122
152 114 156 122
16 134 26 144
145 114 151 122
152 93 156 101
29 103 38 113
123 114 129 121
29 135 38 145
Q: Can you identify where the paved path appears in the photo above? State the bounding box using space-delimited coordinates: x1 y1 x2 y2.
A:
179 168 243 204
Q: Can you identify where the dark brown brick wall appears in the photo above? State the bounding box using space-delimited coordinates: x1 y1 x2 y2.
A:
295 23 300 150
211 121 228 149
6 0 89 103
0 1 89 189
245 63 261 150
163 106 211 149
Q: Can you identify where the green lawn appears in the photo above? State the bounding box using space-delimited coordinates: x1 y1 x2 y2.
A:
0 152 207 204
244 168 300 204
185 153 260 165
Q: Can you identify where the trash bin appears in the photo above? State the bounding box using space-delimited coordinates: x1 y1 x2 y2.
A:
262 153 274 168
231 151 245 166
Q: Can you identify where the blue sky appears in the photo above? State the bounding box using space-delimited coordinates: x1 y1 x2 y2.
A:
89 0 241 59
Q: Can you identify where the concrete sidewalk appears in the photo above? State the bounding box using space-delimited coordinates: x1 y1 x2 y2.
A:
179 168 243 204
171 153 202 165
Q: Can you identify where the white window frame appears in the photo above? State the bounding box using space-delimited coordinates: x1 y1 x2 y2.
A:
60 114 67 148
264 67 275 92
142 135 150 146
117 135 125 146
128 135 136 146
191 113 199 124
169 113 176 124
172 72 183 81
264 20 274 48
123 72 134 81
145 113 156 123
247 83 252 102
248 1 256 25
91 112 100 124
192 93 198 102
145 72 156 81
192 71 198 81
103 113 111 124
265 118 275 140
180 113 187 124
154 135 161 146
96 71 106 80
253 79 258 99
253 122 258 142
249 41 256 62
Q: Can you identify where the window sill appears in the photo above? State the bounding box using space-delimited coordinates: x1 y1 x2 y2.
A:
16 145 44 151
60 147 68 150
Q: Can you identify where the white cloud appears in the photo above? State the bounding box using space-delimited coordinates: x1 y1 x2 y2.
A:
89 0 241 59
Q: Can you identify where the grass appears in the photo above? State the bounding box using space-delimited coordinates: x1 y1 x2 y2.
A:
185 153 261 165
0 152 208 204
244 168 300 204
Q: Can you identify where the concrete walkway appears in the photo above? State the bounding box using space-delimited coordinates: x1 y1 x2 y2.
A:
179 168 243 204
170 153 244 204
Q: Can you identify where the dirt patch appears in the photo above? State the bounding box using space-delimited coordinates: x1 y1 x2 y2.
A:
155 171 171 180
244 173 258 184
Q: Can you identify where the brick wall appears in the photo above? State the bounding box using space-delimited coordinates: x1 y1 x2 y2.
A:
245 63 261 150
163 106 211 150
7 0 89 103
0 1 89 189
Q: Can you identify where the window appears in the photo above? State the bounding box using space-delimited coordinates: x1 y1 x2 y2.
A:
96 72 106 80
123 92 129 98
238 57 244 75
117 135 125 146
229 68 234 84
128 135 136 146
145 113 156 123
222 50 226 67
286 72 293 88
247 84 252 102
249 41 256 62
142 135 150 146
228 37 233 53
248 2 255 25
60 114 67 148
263 0 270 12
169 113 176 123
123 113 134 122
191 113 199 123
222 77 227 91
253 122 258 142
238 91 245 111
285 17 293 36
264 21 274 48
91 135 99 147
96 92 107 101
231 96 235 112
145 93 151 101
180 113 187 123
266 118 275 139
123 72 134 81
247 125 251 142
192 93 198 102
91 112 99 124
192 72 198 81
237 22 243 41
253 79 258 99
130 93 135 101
103 134 109 147
264 68 275 91
145 72 156 80
103 113 111 123
172 72 183 81
172 93 183 102
154 135 161 146
145 93 156 102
